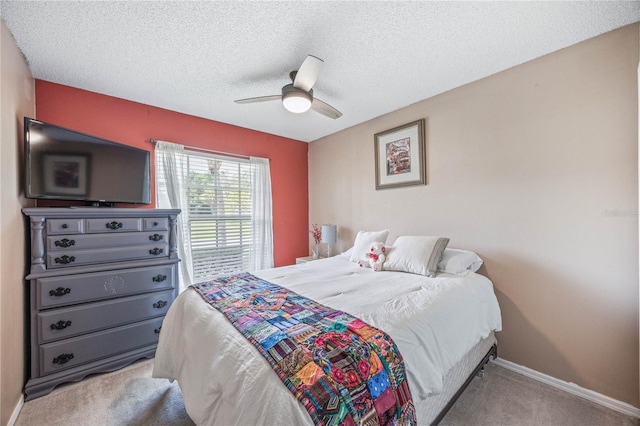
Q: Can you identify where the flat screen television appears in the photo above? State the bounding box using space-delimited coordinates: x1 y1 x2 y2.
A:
24 117 151 205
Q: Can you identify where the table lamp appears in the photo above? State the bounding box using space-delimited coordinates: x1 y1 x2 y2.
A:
321 224 337 257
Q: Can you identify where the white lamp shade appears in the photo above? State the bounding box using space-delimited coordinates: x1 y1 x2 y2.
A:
282 92 312 113
321 224 337 244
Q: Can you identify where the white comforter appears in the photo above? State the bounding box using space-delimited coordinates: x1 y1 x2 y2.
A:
152 255 502 425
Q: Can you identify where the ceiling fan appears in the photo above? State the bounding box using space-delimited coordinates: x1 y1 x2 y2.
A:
235 55 342 119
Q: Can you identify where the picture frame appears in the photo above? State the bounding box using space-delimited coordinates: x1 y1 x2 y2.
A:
42 153 90 196
374 119 425 190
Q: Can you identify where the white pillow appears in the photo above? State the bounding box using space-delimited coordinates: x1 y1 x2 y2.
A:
384 236 450 277
341 247 354 257
437 248 483 275
348 230 390 263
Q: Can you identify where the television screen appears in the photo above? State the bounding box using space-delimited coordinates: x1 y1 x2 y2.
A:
24 118 151 205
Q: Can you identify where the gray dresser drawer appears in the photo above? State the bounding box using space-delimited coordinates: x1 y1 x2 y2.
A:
85 218 142 233
36 264 175 309
47 219 84 235
40 317 164 375
46 243 169 269
47 231 169 252
144 218 168 231
37 289 175 343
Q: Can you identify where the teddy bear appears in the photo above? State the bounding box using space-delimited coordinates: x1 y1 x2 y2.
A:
358 241 386 271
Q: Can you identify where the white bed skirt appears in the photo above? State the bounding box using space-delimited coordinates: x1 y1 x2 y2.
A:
420 332 496 424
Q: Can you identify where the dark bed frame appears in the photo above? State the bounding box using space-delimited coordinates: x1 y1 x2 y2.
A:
431 343 498 425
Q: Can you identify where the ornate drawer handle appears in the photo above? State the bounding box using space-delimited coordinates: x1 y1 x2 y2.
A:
54 238 75 248
61 223 68 229
105 221 123 230
153 300 168 309
154 327 162 334
53 353 74 365
149 248 164 256
49 287 71 297
153 221 159 226
54 255 76 265
149 234 164 242
50 320 72 330
152 274 167 282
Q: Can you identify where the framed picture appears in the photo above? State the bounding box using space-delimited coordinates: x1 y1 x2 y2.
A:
374 119 425 190
42 153 90 196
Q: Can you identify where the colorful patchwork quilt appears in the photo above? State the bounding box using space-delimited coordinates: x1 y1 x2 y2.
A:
191 272 417 426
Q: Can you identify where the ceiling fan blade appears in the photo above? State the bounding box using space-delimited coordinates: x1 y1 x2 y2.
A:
293 55 324 92
234 95 281 104
311 98 342 119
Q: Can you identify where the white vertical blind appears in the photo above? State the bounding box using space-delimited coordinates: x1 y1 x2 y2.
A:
155 141 194 291
249 156 274 271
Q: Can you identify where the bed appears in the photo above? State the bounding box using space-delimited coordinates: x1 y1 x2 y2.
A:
153 244 502 425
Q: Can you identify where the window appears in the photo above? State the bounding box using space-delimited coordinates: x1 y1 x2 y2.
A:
186 156 252 279
155 141 273 288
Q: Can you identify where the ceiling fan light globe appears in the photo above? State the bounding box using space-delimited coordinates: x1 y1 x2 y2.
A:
282 91 312 113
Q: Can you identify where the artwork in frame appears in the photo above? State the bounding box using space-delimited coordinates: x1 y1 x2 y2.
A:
42 153 90 196
374 119 425 190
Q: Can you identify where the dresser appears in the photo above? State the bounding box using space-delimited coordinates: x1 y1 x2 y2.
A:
22 207 181 400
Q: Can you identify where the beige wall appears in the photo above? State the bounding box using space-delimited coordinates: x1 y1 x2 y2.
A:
1 19 35 425
309 24 639 407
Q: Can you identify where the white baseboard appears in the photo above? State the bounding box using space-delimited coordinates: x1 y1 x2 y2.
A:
7 394 24 426
491 357 640 419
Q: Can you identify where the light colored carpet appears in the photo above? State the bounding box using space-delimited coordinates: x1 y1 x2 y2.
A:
15 359 639 425
440 363 639 426
15 359 193 426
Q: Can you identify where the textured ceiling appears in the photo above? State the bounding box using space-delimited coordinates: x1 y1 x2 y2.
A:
1 1 638 142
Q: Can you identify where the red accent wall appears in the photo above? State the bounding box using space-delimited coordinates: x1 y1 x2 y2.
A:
35 80 309 266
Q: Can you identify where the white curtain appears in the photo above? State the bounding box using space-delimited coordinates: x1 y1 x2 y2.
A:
155 141 194 292
249 156 274 271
